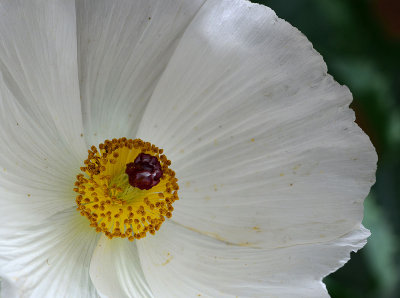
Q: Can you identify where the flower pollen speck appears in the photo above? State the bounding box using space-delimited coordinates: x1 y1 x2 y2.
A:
0 0 377 297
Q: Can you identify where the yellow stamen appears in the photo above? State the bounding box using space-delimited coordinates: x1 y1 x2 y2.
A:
74 138 179 241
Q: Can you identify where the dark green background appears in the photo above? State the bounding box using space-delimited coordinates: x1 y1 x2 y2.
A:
251 0 400 297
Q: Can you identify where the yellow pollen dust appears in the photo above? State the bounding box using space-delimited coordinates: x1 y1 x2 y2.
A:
73 138 179 241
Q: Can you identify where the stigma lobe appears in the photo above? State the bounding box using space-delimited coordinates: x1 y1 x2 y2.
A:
125 153 163 190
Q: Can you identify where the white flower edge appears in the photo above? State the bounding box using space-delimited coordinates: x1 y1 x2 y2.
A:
133 0 376 296
135 220 370 297
138 0 376 248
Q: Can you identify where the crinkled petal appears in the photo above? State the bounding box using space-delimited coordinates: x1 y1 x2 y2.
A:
137 221 369 297
76 0 206 145
89 236 153 298
137 0 377 248
0 209 99 298
0 0 86 217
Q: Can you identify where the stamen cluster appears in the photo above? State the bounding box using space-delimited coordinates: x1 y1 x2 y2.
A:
74 138 179 240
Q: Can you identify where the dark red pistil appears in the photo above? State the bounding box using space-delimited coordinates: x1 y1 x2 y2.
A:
125 153 163 190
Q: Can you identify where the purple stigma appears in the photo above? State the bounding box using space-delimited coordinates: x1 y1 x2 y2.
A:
125 153 163 190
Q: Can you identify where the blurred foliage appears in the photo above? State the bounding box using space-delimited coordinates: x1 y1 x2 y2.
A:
252 0 400 297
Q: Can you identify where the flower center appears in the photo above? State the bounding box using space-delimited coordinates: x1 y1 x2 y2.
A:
74 138 179 241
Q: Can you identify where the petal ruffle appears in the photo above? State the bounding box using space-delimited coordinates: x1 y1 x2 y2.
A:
76 0 206 145
0 209 99 298
137 0 377 248
137 220 369 297
89 236 153 298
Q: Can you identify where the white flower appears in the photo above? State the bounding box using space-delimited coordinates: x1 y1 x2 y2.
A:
0 0 377 297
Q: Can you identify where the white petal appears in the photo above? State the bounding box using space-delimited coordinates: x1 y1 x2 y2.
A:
0 77 83 219
137 220 369 297
76 0 206 145
0 0 85 156
0 276 18 298
138 0 377 248
0 209 99 298
89 236 153 298
0 0 86 217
